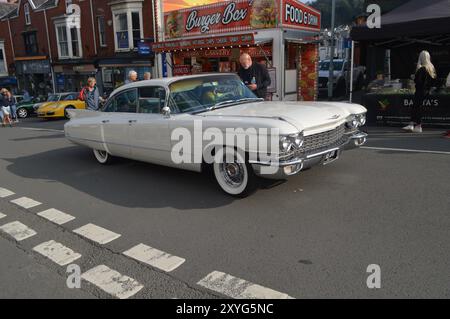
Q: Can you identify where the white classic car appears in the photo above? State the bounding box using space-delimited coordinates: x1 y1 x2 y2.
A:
65 74 367 197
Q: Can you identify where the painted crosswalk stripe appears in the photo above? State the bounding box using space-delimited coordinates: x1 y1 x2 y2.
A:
10 197 42 209
33 240 81 266
37 208 75 225
0 221 37 241
81 265 143 299
0 212 6 219
123 243 185 272
73 223 121 244
0 188 15 198
197 271 294 299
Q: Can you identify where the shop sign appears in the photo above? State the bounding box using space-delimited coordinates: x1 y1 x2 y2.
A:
152 33 255 52
173 65 191 76
138 42 152 55
164 0 278 39
175 46 272 59
281 0 321 31
16 60 51 74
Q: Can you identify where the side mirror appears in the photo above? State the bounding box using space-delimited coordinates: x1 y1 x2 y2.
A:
162 106 171 118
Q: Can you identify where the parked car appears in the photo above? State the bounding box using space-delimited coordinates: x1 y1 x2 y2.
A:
318 59 366 96
65 74 367 197
16 97 43 118
37 92 85 119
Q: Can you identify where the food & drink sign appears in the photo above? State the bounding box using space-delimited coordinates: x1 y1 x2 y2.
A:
164 0 320 39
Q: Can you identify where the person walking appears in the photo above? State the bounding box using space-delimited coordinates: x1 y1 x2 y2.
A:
237 53 271 99
79 77 104 111
402 50 437 133
1 89 13 127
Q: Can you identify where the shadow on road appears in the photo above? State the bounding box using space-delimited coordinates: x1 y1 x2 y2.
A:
2 145 235 210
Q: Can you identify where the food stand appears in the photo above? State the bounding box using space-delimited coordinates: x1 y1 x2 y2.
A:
351 0 450 126
153 0 321 101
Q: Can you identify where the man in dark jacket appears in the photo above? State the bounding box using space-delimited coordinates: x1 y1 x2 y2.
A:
238 53 271 99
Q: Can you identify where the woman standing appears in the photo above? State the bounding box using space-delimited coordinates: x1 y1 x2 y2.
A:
403 51 437 133
79 77 104 111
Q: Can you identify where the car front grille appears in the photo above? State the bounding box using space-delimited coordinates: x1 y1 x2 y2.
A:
302 124 346 154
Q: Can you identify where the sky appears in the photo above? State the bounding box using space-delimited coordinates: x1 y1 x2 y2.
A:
163 0 308 12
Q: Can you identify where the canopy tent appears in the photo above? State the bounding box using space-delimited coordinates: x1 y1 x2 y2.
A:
351 0 450 46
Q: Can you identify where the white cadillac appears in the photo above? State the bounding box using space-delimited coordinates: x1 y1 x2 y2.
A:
65 74 367 197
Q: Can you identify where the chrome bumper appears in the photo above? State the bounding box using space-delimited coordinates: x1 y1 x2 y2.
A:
250 131 368 179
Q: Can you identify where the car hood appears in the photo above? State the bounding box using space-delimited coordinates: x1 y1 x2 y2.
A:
201 101 366 134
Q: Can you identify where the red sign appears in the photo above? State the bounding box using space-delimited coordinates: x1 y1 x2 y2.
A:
281 0 321 31
164 0 278 39
173 65 191 76
152 33 255 52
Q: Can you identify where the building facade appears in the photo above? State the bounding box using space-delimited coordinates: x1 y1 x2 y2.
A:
0 0 157 97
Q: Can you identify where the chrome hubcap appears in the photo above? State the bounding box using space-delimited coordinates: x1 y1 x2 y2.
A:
18 109 27 117
221 162 244 188
97 150 107 159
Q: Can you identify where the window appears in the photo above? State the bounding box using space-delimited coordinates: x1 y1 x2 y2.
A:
57 26 69 57
24 3 31 25
55 23 82 59
23 32 38 55
63 93 78 101
104 90 137 113
97 16 106 47
138 87 166 114
112 8 143 51
0 42 7 76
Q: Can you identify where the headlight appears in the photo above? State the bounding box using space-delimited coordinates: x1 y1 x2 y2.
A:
345 115 359 130
280 132 304 152
289 132 304 148
355 113 366 126
279 136 293 152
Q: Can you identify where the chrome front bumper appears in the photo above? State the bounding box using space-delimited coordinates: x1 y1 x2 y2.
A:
250 131 368 179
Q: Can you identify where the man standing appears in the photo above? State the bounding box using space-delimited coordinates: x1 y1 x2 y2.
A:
125 70 138 84
143 72 152 80
238 53 271 99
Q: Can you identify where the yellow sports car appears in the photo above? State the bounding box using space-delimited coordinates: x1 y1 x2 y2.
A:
37 92 86 119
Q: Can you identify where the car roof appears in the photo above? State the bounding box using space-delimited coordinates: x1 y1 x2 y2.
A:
110 73 240 98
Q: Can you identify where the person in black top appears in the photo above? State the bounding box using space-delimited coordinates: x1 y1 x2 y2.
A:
403 50 436 133
238 53 271 99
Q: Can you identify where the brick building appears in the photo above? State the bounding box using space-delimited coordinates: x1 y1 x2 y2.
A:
0 0 157 97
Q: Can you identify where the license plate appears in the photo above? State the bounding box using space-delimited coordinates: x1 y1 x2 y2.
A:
322 150 339 165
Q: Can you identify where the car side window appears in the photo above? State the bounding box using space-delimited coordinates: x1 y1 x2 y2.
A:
138 86 166 114
103 89 137 113
64 94 77 101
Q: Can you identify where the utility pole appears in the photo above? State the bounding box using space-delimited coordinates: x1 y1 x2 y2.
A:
327 0 336 101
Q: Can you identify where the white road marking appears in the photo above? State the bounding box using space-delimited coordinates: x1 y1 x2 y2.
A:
33 240 81 266
73 223 121 244
37 208 75 225
81 265 144 299
0 212 6 219
10 197 42 209
0 221 37 241
20 127 64 133
0 188 15 198
361 146 450 155
197 271 294 299
123 243 185 272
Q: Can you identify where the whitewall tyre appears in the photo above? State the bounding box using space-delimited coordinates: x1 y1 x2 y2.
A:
93 149 113 165
213 147 258 197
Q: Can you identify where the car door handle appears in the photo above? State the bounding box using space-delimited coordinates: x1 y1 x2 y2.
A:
102 120 110 123
128 120 137 124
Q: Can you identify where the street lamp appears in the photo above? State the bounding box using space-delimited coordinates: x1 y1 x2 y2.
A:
328 0 336 101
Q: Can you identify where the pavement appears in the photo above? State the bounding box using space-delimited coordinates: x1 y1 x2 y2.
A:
0 117 449 299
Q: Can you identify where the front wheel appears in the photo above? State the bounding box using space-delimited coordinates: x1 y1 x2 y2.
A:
213 147 258 197
64 106 75 119
17 108 28 118
93 149 113 165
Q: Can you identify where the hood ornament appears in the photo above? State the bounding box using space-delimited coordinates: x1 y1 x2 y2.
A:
328 114 340 120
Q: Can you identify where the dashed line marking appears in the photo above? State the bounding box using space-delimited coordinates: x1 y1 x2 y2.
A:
0 212 6 219
73 223 121 244
197 271 294 299
37 208 75 225
0 188 15 198
10 197 42 209
0 221 37 241
361 146 450 155
81 265 144 299
33 240 82 266
123 243 186 272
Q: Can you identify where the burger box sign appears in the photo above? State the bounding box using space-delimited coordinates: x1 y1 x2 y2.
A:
164 0 321 39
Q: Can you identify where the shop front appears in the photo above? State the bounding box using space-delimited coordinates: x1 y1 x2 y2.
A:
53 63 97 93
154 0 321 101
15 56 53 98
97 57 153 96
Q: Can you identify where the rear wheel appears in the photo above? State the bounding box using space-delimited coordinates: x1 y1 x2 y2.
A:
17 108 28 118
213 147 258 197
93 149 113 165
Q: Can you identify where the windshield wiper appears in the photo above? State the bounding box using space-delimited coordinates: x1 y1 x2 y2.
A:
192 98 264 114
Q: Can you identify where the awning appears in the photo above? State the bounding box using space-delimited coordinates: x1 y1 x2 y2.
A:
15 56 48 61
151 33 256 53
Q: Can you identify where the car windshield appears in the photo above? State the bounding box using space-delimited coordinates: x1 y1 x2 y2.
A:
319 61 344 71
47 94 59 102
168 75 261 114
